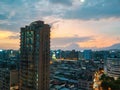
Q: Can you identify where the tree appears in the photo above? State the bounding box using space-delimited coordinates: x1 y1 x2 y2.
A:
101 74 120 90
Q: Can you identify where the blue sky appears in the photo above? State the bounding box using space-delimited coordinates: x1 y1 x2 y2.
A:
0 0 120 50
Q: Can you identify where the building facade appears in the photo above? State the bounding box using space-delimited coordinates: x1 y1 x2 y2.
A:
78 79 93 90
19 21 50 90
0 69 18 90
105 58 120 79
83 50 92 60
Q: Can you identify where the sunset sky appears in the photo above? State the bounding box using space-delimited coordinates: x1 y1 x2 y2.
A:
0 0 120 50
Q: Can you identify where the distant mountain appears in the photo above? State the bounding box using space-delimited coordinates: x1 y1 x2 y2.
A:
64 43 81 50
102 43 120 50
51 43 120 51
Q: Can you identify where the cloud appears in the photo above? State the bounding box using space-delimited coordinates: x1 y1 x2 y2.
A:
102 43 120 50
52 42 120 51
51 36 93 50
64 0 120 20
51 36 93 46
0 0 45 31
0 14 8 20
8 34 19 39
0 0 120 50
0 0 120 32
49 0 72 6
51 43 81 50
64 43 80 50
51 42 98 50
0 30 19 49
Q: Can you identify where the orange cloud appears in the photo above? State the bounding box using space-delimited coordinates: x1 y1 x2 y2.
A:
0 30 19 49
78 36 120 48
50 19 120 49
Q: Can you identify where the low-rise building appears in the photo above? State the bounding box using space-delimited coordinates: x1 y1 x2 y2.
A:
78 80 93 90
0 69 19 90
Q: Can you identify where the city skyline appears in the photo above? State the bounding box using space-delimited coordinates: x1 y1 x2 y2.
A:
0 0 120 50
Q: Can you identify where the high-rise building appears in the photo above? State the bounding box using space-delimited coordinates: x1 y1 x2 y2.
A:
19 21 50 90
83 50 92 60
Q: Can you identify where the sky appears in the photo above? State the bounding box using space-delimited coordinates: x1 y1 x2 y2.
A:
0 0 120 50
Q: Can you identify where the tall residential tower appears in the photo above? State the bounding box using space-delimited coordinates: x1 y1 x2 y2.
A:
20 21 50 90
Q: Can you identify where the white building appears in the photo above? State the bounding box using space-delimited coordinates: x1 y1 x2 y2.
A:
105 58 120 79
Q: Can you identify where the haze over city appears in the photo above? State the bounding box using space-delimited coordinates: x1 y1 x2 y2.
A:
0 0 120 50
